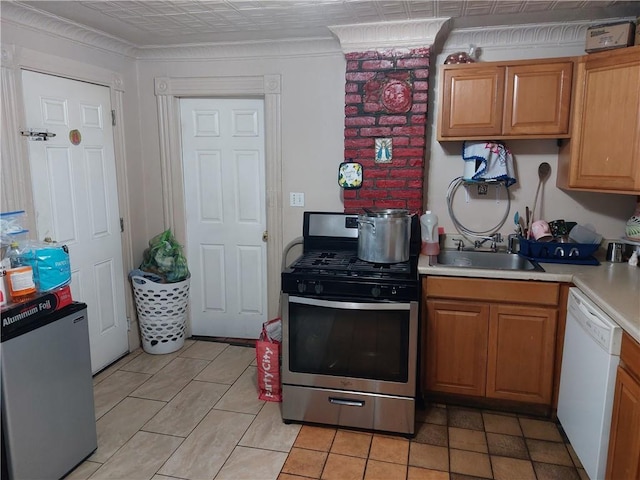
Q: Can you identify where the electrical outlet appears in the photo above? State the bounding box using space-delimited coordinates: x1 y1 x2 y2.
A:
290 192 305 207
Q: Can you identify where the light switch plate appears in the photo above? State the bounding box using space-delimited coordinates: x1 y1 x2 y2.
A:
290 192 305 207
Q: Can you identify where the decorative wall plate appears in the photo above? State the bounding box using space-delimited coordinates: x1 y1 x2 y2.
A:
338 161 363 189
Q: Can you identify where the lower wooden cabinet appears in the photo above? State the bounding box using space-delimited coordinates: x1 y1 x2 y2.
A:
426 300 489 396
606 333 640 479
487 304 557 404
423 276 559 407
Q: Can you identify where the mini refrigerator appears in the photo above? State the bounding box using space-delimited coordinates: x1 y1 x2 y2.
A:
1 301 97 480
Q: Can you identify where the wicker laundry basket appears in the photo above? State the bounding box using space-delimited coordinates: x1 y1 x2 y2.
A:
131 275 190 354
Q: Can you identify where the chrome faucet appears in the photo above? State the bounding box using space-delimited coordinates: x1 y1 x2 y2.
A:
507 234 519 254
474 233 503 252
453 238 465 251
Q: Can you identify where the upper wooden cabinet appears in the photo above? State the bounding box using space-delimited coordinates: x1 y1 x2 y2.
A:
438 58 573 141
557 45 640 194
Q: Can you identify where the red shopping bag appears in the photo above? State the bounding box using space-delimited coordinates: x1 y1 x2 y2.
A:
256 317 282 402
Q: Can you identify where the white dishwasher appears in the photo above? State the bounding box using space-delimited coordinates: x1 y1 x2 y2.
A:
557 287 622 480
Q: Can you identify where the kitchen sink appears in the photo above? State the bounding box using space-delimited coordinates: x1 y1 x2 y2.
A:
434 249 544 271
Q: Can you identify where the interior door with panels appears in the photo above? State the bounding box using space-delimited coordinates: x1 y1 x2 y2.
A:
22 70 129 373
180 98 268 339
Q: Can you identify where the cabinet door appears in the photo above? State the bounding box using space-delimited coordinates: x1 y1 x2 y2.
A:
606 366 640 480
438 67 504 138
486 304 557 404
569 47 640 192
503 62 572 135
426 300 489 396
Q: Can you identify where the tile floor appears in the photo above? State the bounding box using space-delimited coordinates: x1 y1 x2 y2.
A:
68 339 588 480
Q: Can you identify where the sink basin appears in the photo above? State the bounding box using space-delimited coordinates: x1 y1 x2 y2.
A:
434 250 544 271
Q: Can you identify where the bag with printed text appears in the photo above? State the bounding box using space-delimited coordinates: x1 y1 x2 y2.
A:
256 317 282 402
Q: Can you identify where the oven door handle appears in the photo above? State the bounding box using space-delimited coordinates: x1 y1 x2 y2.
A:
288 295 411 311
329 397 365 407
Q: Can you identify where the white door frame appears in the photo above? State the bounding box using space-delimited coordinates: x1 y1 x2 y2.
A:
1 44 135 342
154 75 283 322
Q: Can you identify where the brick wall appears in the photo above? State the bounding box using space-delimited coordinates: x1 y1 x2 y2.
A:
342 47 429 214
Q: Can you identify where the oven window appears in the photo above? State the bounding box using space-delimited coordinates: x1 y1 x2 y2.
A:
288 301 409 382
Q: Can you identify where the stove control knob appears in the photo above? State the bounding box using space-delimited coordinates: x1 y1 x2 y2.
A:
314 283 323 294
297 282 306 293
371 286 381 297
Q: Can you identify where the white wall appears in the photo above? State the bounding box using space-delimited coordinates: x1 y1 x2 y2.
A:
426 36 637 245
135 48 347 246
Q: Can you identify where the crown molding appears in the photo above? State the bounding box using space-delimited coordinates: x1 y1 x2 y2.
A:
135 38 341 61
330 18 451 53
443 17 636 52
1 2 137 58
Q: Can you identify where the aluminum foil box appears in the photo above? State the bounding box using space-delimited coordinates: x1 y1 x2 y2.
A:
1 285 72 340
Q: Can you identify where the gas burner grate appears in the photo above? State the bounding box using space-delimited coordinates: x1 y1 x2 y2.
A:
290 251 410 276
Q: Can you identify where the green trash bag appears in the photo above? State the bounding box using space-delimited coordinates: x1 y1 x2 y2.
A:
140 229 190 283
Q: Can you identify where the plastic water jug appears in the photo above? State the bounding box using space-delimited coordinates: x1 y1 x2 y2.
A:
420 211 439 256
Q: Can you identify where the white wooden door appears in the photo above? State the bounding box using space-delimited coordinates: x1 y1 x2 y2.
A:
180 98 267 338
22 70 129 373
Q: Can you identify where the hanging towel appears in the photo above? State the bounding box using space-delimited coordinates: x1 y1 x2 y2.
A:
462 141 516 187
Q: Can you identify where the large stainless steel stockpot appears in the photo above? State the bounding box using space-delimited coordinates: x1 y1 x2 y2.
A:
357 209 412 263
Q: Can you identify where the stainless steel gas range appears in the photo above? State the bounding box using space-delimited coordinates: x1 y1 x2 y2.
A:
280 211 420 435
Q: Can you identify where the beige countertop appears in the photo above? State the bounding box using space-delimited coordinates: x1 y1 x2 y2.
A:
419 254 640 344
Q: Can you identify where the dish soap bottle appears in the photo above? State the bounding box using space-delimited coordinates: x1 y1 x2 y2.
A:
420 211 440 257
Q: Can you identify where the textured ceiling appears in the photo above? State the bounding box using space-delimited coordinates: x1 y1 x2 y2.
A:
10 1 640 46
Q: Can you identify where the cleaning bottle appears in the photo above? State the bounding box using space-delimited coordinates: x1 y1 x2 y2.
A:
5 241 36 302
420 211 440 257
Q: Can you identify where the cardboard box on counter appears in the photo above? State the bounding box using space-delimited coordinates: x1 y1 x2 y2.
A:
586 21 635 52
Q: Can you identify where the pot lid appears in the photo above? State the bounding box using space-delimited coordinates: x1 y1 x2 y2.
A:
362 208 410 218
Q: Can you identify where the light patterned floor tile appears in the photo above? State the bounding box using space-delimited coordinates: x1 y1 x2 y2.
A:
64 460 101 480
119 351 181 375
215 446 288 480
91 396 165 463
158 408 255 479
143 380 229 437
93 350 143 385
130 357 211 401
92 370 152 420
213 366 265 414
90 431 183 480
194 345 256 384
179 340 229 360
240 401 301 452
